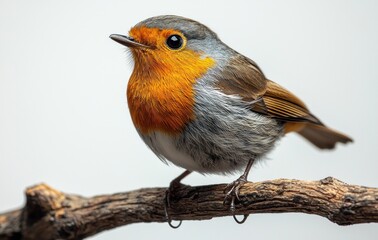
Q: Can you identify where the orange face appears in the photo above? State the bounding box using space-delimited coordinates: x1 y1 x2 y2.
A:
126 27 215 135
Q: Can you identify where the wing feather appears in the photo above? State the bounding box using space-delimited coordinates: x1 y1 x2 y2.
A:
216 55 267 100
215 57 352 148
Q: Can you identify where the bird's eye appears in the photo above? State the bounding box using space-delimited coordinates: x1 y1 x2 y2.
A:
166 35 183 50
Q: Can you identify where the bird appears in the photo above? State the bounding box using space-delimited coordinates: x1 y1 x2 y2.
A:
110 15 352 227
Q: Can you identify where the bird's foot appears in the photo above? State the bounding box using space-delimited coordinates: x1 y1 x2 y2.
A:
223 176 249 224
164 170 191 228
164 181 186 229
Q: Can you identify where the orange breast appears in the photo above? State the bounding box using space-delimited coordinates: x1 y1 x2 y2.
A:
127 48 215 135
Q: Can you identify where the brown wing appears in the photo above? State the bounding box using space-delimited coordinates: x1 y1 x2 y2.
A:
215 55 318 123
262 80 322 124
215 58 352 149
261 80 353 148
216 55 267 101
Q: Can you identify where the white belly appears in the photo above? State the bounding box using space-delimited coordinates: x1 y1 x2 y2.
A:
142 131 203 171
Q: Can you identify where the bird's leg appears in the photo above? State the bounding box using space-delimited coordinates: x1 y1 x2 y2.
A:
224 158 255 224
164 170 191 228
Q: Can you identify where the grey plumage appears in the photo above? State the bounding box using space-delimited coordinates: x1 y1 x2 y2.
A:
175 78 284 174
136 15 217 40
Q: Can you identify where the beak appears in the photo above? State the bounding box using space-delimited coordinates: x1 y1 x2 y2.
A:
109 34 150 49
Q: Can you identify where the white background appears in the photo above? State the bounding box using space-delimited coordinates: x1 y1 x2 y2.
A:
1 0 377 239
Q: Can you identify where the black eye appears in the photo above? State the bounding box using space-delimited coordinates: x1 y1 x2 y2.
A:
166 35 183 50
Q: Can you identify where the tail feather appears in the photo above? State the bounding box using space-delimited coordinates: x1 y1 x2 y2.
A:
297 124 353 149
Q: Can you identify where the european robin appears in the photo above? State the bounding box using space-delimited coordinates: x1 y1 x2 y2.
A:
110 15 352 226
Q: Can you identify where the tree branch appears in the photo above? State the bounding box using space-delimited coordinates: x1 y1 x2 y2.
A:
0 177 377 240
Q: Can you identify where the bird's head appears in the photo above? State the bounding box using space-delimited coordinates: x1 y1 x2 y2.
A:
110 15 233 134
110 15 226 79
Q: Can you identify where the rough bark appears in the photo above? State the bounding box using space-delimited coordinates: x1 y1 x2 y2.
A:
0 177 377 240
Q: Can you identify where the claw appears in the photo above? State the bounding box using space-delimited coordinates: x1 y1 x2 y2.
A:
168 219 182 229
223 188 250 224
223 175 249 224
233 214 249 224
164 170 191 229
164 187 183 229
